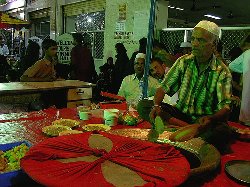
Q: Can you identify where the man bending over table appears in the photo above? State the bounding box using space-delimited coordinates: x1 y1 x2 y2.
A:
20 39 58 82
148 58 178 105
138 20 233 150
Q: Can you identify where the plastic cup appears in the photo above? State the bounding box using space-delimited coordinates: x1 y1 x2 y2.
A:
79 111 92 120
104 109 119 119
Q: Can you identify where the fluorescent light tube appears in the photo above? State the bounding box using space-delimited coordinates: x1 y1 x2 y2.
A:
204 14 221 20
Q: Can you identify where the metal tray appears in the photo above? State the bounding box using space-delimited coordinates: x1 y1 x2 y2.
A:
225 160 250 184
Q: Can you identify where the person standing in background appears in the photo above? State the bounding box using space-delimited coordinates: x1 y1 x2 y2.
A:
18 40 40 77
129 37 147 74
229 34 250 126
70 33 97 83
0 35 10 82
228 46 243 99
0 35 9 57
111 43 130 94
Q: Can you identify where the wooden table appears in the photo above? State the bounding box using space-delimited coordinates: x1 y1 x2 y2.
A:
0 80 95 109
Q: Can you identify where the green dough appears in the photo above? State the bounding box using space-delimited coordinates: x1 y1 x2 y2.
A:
174 128 194 141
155 116 165 134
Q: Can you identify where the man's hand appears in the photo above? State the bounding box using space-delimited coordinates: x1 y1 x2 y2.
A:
198 116 213 127
231 95 241 106
147 129 159 142
150 87 165 122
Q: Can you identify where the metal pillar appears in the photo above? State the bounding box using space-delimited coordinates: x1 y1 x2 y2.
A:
142 0 157 98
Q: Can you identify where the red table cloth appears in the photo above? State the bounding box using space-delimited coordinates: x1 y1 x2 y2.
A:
21 132 190 187
0 108 249 186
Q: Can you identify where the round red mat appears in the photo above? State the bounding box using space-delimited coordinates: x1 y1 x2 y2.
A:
21 132 190 187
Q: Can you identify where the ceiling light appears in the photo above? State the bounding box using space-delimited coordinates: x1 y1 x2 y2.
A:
168 5 184 11
168 5 175 9
176 7 184 11
87 18 92 23
204 14 221 20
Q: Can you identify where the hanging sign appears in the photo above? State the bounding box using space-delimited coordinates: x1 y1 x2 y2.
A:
56 33 74 64
115 21 126 32
118 4 127 21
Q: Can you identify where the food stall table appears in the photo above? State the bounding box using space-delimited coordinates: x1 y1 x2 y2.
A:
0 80 95 110
0 108 249 186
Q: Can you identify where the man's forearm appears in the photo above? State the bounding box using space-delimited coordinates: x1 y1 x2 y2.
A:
20 75 56 82
153 87 165 105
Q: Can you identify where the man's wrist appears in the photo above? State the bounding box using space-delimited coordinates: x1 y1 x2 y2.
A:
153 104 161 108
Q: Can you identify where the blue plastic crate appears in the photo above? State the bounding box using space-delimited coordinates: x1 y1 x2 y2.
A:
0 141 32 187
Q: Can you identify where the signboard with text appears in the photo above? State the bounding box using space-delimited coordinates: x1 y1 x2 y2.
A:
56 33 74 65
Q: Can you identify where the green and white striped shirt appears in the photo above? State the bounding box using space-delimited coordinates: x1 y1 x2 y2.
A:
161 54 232 120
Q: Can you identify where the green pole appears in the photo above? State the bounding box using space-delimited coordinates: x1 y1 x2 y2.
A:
142 0 156 98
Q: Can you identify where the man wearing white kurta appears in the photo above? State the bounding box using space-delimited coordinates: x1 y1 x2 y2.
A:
118 53 159 107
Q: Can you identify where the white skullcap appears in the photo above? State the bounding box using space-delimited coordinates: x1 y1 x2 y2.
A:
180 42 192 48
135 53 146 60
194 20 220 37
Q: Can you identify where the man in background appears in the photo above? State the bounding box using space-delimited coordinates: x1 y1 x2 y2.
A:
20 39 58 82
71 33 97 83
118 53 159 108
0 35 10 81
0 36 9 57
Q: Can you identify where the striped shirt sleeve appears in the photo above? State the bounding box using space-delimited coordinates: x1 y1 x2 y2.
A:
216 67 232 111
160 57 184 96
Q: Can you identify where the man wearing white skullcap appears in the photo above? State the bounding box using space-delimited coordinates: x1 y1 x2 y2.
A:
118 53 159 108
135 53 146 60
138 20 232 151
194 20 221 38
